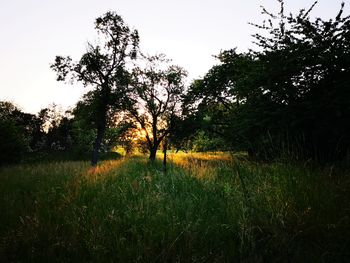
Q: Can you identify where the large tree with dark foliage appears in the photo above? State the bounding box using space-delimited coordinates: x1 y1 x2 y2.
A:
51 12 139 166
188 1 350 162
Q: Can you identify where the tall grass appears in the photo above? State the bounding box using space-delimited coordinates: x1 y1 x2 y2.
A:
0 153 349 262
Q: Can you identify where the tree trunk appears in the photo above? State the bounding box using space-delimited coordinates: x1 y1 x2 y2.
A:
149 146 157 161
91 125 105 166
148 114 159 162
91 84 109 166
149 139 161 162
163 138 168 173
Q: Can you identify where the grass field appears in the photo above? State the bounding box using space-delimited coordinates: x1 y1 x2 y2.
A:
0 152 349 262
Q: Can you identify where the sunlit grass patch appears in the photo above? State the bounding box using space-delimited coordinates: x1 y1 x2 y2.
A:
166 151 234 180
168 151 232 164
83 158 127 182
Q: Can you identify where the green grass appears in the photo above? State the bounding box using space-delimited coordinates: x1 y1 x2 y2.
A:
22 150 122 163
0 153 349 262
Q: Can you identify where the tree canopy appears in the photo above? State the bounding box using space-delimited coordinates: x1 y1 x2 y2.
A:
186 0 350 162
51 11 139 165
125 54 187 160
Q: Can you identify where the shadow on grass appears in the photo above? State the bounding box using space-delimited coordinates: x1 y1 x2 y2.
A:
22 151 122 164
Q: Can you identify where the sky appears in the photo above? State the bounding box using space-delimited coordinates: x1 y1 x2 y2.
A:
0 0 348 114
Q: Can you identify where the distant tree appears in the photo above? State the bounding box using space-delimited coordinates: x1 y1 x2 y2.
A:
69 93 110 157
126 55 187 161
183 51 253 152
0 119 27 165
165 115 194 152
70 94 134 157
38 104 64 132
0 101 18 117
191 131 226 152
0 101 44 150
112 121 137 155
0 101 32 164
51 12 139 166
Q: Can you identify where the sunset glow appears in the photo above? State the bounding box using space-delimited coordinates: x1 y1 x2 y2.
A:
1 0 348 113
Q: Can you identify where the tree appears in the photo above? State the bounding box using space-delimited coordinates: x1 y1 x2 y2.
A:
188 1 350 162
0 101 44 150
243 0 350 161
38 104 64 133
0 118 27 165
0 101 45 164
51 12 139 166
184 50 255 152
126 54 187 161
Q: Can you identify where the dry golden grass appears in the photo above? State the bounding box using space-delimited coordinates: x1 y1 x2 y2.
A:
83 158 127 182
165 151 233 180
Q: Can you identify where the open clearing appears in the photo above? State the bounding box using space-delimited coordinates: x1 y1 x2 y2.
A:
1 153 349 262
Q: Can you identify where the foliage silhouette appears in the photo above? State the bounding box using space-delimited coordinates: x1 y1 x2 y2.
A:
187 1 350 162
51 12 139 166
125 54 187 161
0 101 43 165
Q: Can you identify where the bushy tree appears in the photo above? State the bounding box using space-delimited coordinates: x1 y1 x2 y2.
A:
0 118 27 165
188 1 350 162
51 12 139 165
0 101 35 165
126 54 187 161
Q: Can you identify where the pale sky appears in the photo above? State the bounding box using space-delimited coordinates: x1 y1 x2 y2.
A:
0 0 348 114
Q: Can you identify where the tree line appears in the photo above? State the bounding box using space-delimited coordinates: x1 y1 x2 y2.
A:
183 0 350 162
1 1 349 166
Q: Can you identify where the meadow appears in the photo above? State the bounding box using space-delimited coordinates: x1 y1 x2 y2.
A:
0 152 349 262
